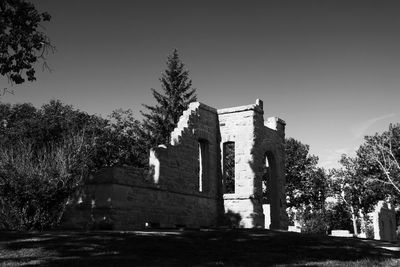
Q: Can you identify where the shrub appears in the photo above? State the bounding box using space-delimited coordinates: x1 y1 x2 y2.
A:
365 223 375 239
0 134 92 230
301 210 328 235
325 202 353 233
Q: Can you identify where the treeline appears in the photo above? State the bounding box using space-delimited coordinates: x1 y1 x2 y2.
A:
285 123 400 236
0 100 146 168
331 124 400 236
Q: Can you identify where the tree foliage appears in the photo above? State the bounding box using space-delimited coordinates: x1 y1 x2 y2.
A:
0 100 146 169
0 134 92 230
0 100 146 230
284 137 327 210
324 202 353 233
139 49 197 150
333 123 400 212
93 109 147 168
330 155 386 235
357 123 400 196
331 155 385 215
281 137 329 233
330 123 400 235
0 100 103 148
1 0 53 84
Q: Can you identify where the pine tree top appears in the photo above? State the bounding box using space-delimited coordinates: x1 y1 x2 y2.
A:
139 49 197 148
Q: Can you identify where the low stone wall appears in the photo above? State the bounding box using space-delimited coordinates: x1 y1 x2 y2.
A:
62 167 220 229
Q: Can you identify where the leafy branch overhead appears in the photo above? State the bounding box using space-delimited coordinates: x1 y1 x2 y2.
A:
0 0 54 84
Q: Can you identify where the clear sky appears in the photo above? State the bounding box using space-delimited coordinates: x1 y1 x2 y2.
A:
2 0 400 169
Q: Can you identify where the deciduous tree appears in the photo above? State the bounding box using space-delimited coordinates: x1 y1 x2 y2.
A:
357 123 400 195
0 0 53 85
284 137 323 210
330 155 384 235
280 137 329 233
92 109 147 168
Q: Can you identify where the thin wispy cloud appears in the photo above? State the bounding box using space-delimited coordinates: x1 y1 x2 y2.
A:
318 147 357 170
350 113 396 139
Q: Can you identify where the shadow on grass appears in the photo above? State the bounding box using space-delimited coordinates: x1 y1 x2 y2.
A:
1 229 400 266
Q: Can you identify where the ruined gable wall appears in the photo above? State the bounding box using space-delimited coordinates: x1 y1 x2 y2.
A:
151 102 221 196
63 102 223 229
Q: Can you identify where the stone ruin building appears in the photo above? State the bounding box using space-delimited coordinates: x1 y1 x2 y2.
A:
63 99 288 230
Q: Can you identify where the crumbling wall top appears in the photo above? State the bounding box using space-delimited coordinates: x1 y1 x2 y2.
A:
217 99 264 115
197 102 218 113
265 117 286 131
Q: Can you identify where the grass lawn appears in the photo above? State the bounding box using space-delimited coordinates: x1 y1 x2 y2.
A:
1 229 400 266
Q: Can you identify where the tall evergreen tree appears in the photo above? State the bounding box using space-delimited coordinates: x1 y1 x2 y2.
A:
139 49 197 148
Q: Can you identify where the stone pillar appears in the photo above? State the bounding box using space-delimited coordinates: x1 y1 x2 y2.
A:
218 101 264 228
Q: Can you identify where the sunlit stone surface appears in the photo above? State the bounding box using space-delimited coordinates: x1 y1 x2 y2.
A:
63 100 287 230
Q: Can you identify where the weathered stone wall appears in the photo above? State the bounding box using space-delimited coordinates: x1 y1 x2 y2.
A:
63 102 223 229
218 99 287 229
151 102 222 197
373 201 397 241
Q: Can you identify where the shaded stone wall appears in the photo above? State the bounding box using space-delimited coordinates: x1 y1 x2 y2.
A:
373 201 396 242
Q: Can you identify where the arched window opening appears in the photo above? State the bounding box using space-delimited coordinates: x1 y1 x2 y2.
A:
262 155 271 204
223 141 235 193
262 151 280 229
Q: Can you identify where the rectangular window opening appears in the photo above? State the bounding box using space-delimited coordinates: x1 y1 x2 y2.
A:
223 142 235 193
198 139 209 192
